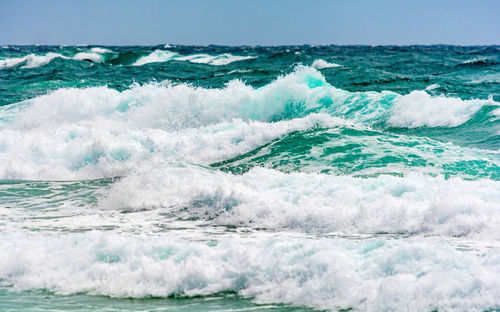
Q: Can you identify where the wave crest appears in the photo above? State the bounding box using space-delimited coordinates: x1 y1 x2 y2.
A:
0 67 497 180
389 90 494 128
312 59 341 69
1 232 500 311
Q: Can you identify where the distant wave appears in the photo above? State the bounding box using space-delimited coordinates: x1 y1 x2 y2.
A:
73 47 113 62
132 50 178 66
134 50 256 66
174 53 256 66
456 57 499 67
0 52 64 69
0 48 257 68
0 47 114 68
312 59 341 69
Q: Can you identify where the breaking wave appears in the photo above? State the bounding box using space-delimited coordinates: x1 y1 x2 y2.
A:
0 67 497 180
0 48 256 68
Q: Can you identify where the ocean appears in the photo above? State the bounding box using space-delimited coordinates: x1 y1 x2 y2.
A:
0 44 499 311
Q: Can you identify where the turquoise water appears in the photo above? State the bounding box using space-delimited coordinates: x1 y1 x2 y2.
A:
0 45 499 311
0 289 315 312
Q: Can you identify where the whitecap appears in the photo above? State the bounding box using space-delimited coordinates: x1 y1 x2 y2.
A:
132 50 178 66
176 53 256 65
312 59 341 69
1 231 500 311
0 53 66 69
101 165 500 238
389 90 495 128
73 47 113 62
0 67 497 180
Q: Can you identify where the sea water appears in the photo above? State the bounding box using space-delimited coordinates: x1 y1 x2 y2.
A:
0 45 499 311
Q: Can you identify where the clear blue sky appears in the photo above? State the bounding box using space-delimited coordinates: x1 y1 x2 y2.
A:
1 0 499 46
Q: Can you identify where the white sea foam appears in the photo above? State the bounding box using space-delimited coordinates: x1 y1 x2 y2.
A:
0 48 114 68
0 66 381 131
89 47 112 53
493 107 500 118
0 56 24 68
0 49 255 68
176 53 256 65
226 69 253 75
461 57 491 65
100 165 500 238
0 67 497 179
73 47 112 62
1 231 500 311
132 50 179 66
0 112 347 180
0 53 66 69
312 59 341 69
1 55 499 311
2 149 497 236
73 52 104 62
132 50 256 66
0 68 341 179
389 90 495 128
425 84 440 90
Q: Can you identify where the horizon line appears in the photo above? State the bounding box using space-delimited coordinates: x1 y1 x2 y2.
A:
2 43 500 48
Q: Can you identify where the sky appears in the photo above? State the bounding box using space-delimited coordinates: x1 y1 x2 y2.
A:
1 0 499 46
